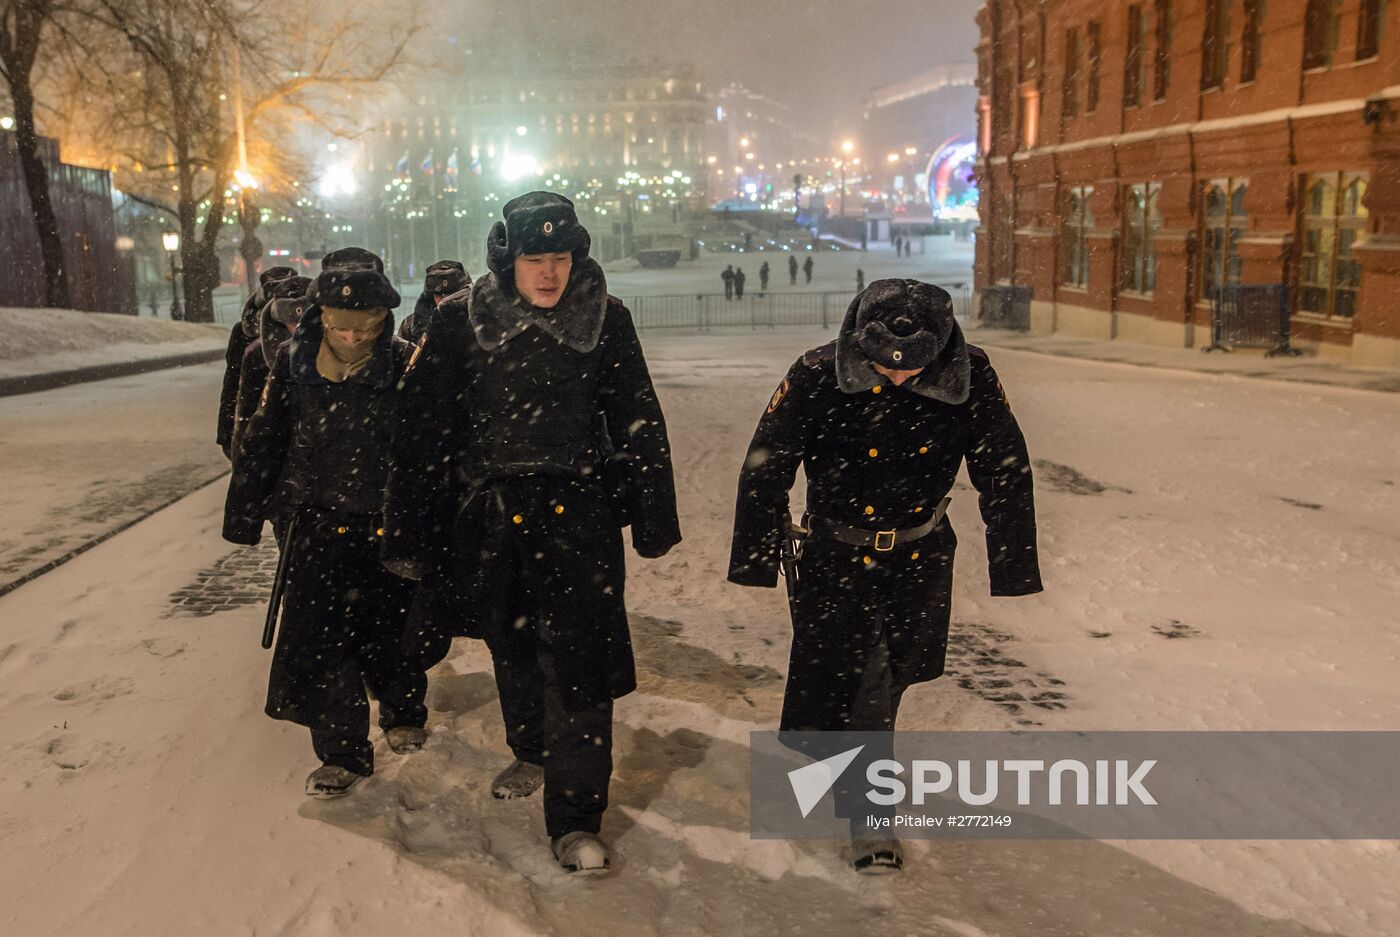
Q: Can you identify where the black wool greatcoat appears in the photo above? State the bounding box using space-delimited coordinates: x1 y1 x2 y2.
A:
383 260 681 707
728 335 1042 732
217 322 253 455
222 310 423 729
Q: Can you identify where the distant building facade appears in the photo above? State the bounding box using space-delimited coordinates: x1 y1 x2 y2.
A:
862 64 979 208
976 0 1400 367
0 131 130 313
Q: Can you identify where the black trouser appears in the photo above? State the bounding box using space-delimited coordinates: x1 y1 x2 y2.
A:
783 525 956 831
490 634 614 838
834 634 906 832
267 510 424 776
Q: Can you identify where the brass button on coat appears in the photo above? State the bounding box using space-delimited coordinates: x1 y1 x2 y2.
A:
512 514 523 525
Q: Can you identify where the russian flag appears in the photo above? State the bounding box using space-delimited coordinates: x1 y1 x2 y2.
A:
421 150 434 175
394 152 409 178
445 149 459 180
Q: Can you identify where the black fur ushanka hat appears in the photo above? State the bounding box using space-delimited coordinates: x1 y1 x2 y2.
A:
486 191 591 279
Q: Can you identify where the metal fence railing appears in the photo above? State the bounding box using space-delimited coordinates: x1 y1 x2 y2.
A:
1203 284 1301 357
205 282 975 334
620 282 972 333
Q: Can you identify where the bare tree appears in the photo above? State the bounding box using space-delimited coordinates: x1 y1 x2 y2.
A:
0 0 72 308
65 0 418 321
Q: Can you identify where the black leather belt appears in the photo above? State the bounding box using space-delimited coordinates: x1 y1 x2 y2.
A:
796 497 951 552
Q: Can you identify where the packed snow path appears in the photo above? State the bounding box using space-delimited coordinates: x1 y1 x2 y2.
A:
1 328 1397 936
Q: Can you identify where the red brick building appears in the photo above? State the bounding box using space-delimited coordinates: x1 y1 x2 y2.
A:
974 0 1400 368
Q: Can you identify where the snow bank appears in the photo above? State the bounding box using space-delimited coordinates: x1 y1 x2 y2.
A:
0 307 226 379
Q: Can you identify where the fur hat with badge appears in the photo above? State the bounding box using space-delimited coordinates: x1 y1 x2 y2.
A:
314 265 400 311
258 276 314 367
835 278 971 404
239 265 298 337
320 247 384 273
423 259 470 298
307 247 389 305
486 191 591 281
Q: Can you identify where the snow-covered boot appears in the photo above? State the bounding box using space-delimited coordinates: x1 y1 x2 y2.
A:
551 831 612 875
305 765 365 799
491 758 545 799
850 837 904 875
385 726 427 754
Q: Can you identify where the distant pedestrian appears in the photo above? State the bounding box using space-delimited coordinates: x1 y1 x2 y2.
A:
734 267 747 300
894 234 903 256
803 256 814 284
904 239 912 258
856 268 865 293
788 254 799 286
722 264 736 300
759 261 770 292
860 229 868 252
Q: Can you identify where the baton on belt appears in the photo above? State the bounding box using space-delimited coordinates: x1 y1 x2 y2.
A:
261 513 299 650
778 518 809 602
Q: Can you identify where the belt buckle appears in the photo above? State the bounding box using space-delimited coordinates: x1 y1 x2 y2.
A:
874 529 897 552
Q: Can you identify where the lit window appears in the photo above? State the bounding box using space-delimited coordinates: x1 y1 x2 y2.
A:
1300 173 1368 318
1201 179 1248 300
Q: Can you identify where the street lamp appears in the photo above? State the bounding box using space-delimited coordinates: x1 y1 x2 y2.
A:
839 140 856 216
161 231 182 320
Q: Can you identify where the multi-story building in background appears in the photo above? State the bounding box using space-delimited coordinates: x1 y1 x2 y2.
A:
350 53 712 273
976 0 1400 367
708 83 823 207
862 64 979 212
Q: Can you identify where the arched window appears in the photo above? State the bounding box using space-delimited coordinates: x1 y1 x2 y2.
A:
1301 174 1367 317
1061 186 1094 287
1201 179 1248 298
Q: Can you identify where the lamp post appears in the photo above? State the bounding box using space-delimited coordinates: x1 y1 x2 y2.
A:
839 140 854 217
905 146 919 205
162 231 182 320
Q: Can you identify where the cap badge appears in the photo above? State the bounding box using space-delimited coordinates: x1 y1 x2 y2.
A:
543 221 554 235
892 350 904 363
341 285 352 297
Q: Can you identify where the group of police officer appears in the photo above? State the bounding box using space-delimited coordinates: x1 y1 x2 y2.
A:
216 189 1042 877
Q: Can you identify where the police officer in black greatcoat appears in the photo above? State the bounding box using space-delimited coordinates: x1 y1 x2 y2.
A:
216 266 296 458
383 191 681 874
224 259 430 800
728 278 1042 873
397 259 470 345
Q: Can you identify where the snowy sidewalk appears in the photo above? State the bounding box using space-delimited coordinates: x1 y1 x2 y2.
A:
970 327 1400 393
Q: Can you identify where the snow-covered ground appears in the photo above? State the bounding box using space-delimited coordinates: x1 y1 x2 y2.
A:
0 307 226 380
0 363 229 588
1 326 1398 936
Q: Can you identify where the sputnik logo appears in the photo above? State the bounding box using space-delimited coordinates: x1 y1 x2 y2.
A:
787 745 865 818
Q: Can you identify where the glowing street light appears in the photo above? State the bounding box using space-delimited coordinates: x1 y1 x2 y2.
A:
841 139 855 156
161 232 182 320
233 168 259 190
500 152 542 182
